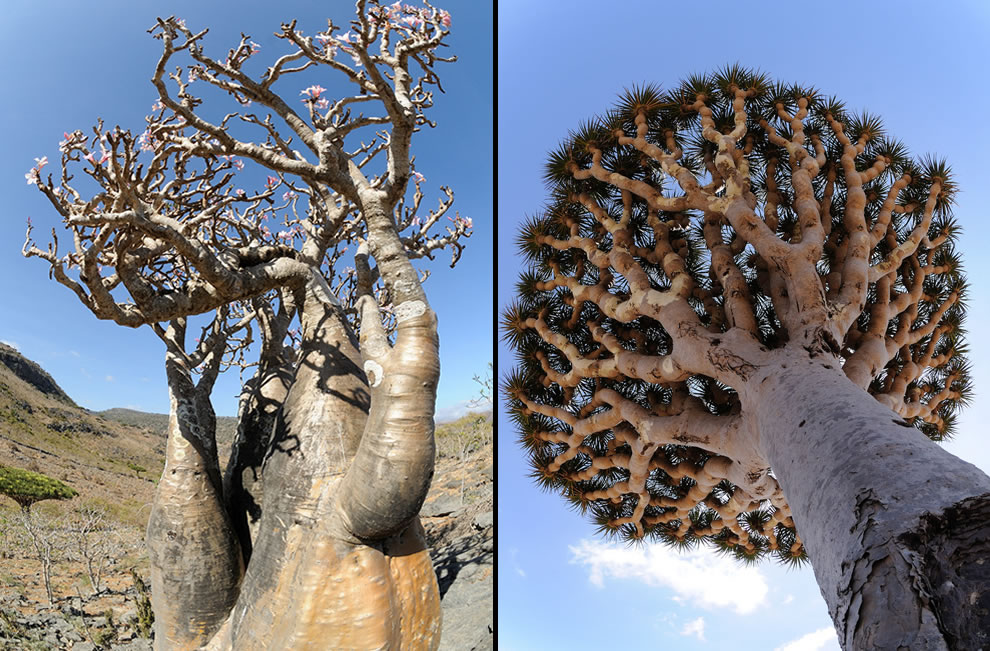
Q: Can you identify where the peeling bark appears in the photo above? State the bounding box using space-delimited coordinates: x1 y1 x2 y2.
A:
747 350 990 649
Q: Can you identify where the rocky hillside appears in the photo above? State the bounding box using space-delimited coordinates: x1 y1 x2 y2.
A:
0 345 492 650
0 343 76 407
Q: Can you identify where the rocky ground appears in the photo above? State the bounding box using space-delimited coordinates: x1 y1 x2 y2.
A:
0 436 493 650
422 447 494 651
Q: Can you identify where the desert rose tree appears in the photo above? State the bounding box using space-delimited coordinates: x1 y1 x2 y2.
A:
503 66 989 649
23 2 470 649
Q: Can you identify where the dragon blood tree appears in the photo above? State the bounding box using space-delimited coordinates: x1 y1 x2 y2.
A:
503 66 990 649
23 2 470 649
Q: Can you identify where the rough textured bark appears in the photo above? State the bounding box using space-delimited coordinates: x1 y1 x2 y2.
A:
747 350 990 649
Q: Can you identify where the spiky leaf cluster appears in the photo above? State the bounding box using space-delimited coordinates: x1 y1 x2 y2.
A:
503 66 969 561
0 465 79 511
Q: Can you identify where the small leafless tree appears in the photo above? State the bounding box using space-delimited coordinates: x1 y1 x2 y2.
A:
17 508 69 606
470 362 493 408
67 506 121 596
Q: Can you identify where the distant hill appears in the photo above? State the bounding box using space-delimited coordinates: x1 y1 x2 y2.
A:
0 348 163 526
99 407 239 464
0 343 75 407
0 343 488 520
0 342 493 649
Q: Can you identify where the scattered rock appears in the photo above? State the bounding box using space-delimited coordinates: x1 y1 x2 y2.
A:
472 511 493 530
422 493 463 517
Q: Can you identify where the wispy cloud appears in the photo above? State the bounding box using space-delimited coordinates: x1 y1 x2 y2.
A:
680 616 705 641
105 375 114 382
509 547 526 579
773 627 840 651
435 399 489 423
568 539 769 615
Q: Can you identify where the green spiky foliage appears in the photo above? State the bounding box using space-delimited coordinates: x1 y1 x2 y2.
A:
0 465 78 511
502 66 969 563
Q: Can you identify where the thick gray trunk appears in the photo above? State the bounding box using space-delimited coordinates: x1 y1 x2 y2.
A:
221 277 372 646
147 360 242 650
744 349 990 649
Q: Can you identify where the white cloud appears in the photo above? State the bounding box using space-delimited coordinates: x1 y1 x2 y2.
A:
509 547 526 579
680 616 706 641
782 594 795 605
105 375 114 382
435 399 489 423
1 340 19 350
568 539 769 615
435 400 472 423
70 350 80 357
773 627 840 651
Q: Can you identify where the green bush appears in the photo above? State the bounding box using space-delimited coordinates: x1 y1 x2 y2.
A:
0 465 78 511
130 568 154 639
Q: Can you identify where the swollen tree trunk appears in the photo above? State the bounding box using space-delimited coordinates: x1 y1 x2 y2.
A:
211 275 389 648
744 349 990 649
147 352 243 650
223 344 294 561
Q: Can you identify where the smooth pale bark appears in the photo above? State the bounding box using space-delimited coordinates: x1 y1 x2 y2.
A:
742 348 990 649
147 356 243 650
334 194 441 540
203 274 441 649
220 276 370 646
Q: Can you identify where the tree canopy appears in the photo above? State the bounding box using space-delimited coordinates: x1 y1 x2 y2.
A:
503 65 969 563
0 465 78 511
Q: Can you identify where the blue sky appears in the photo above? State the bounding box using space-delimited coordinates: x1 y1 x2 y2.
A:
498 1 990 649
0 0 492 418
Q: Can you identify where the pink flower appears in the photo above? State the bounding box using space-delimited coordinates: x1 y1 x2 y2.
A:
138 130 155 152
85 148 111 165
410 216 422 226
315 98 329 110
438 10 451 27
250 41 261 53
236 189 246 196
412 171 425 183
300 85 327 100
277 230 292 240
282 190 298 201
266 175 278 188
220 155 245 170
